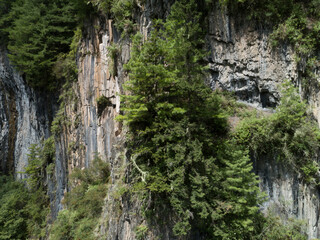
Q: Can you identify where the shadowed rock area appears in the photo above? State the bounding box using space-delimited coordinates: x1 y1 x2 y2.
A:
0 48 53 177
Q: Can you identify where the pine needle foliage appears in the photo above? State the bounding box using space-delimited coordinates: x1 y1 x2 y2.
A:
119 0 263 238
88 0 136 34
4 0 77 90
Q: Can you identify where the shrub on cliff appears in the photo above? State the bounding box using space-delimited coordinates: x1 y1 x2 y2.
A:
234 81 320 184
0 176 29 240
258 211 308 240
0 136 56 239
50 154 110 240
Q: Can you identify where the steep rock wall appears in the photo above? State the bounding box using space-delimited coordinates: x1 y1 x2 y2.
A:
208 4 320 239
51 2 320 239
0 48 53 177
207 5 297 108
52 15 125 218
51 1 177 238
255 156 320 238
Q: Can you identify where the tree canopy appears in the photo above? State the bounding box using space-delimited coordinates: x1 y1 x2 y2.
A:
8 0 77 89
0 0 78 89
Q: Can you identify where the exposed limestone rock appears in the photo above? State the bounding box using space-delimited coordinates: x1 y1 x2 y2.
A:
52 1 177 237
0 48 52 177
52 15 127 224
255 156 320 239
207 4 320 239
207 4 297 109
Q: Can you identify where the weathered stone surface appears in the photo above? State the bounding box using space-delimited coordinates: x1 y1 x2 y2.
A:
0 48 52 177
52 14 128 227
207 4 297 109
52 1 177 238
207 4 320 239
255 155 320 239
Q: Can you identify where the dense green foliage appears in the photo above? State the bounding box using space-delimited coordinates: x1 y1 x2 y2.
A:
0 137 55 239
23 143 51 237
234 81 320 183
119 0 264 238
258 211 308 240
51 27 81 136
50 155 110 240
89 0 136 34
107 43 119 76
0 176 29 240
0 0 16 43
6 0 77 89
0 0 85 90
0 176 47 240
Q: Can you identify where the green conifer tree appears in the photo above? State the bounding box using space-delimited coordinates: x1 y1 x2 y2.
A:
7 0 77 89
120 0 263 238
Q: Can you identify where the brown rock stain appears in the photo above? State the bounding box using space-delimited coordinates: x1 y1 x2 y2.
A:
7 90 17 174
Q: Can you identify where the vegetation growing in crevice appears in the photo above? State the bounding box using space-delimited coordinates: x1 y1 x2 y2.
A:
110 0 137 34
96 95 113 117
257 208 308 240
107 43 119 77
135 224 148 240
6 91 17 174
50 154 110 240
234 81 320 184
51 84 74 136
89 0 138 36
51 27 81 136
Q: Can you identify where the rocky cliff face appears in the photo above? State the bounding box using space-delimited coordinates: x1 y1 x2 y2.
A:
255 155 320 238
52 7 175 237
2 1 320 239
52 16 126 219
207 4 320 239
207 4 298 109
54 6 318 239
0 47 53 178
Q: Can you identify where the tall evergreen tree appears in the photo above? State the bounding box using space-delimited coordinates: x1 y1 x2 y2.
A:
7 0 77 89
120 0 263 238
0 0 19 43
